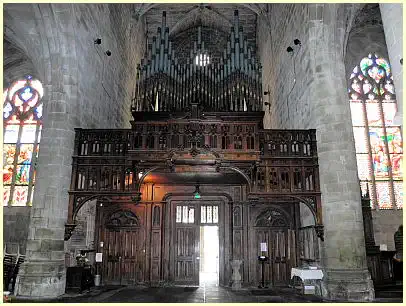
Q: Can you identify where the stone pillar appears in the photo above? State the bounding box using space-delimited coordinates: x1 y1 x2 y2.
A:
379 4 403 125
308 4 374 301
14 4 77 299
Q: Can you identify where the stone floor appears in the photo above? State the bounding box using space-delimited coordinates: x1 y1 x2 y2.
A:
9 273 402 303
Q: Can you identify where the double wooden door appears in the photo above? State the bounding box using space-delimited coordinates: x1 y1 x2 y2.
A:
250 206 297 287
253 228 296 286
102 227 145 285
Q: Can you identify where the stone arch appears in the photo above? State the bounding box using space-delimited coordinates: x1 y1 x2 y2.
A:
3 36 38 87
344 3 389 80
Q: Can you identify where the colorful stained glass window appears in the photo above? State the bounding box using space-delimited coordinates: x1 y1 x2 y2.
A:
3 76 43 207
348 54 402 209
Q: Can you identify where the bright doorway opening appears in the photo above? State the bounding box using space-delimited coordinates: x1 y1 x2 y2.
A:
199 225 219 286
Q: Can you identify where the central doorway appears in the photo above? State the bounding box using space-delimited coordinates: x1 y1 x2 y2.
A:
173 201 222 286
199 225 219 286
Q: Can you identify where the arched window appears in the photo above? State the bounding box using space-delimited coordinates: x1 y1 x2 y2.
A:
3 75 43 206
348 54 403 209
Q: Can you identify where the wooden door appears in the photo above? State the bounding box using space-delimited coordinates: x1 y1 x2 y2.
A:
255 229 296 286
252 207 297 287
174 203 200 285
101 210 145 285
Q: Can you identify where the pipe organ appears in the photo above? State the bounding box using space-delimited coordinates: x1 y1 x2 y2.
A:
132 10 263 113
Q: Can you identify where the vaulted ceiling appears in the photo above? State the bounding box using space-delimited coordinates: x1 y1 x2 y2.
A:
134 3 267 54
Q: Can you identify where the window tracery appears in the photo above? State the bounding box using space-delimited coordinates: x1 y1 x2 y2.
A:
348 54 403 209
3 75 44 206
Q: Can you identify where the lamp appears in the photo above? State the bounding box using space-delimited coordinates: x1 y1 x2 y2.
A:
193 185 201 199
264 101 271 111
264 90 271 112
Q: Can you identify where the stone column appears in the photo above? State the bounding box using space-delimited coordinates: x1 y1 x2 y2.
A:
14 4 78 299
308 4 374 301
379 4 403 125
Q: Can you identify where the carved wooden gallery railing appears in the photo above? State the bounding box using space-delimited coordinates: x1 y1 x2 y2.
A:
66 120 322 240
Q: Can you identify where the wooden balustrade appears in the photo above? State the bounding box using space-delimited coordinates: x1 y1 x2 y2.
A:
74 126 317 158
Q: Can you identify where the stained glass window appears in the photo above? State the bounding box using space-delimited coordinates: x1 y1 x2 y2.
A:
3 75 43 206
348 54 402 209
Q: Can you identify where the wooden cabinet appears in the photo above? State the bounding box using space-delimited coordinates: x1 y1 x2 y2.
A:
66 267 93 293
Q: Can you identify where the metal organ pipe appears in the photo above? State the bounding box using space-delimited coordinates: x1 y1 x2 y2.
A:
134 10 262 113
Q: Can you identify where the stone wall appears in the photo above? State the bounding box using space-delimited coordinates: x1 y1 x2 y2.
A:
3 3 146 298
257 4 312 130
3 207 31 254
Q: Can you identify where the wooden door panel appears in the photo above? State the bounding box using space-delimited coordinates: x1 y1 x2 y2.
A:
102 228 144 285
255 229 294 286
174 226 199 284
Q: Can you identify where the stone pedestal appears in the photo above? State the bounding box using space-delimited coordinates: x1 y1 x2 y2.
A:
231 259 242 289
15 260 66 298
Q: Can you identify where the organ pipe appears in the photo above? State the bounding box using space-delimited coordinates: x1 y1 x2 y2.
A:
134 10 262 113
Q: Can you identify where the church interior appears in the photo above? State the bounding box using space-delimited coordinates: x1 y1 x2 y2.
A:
3 3 403 302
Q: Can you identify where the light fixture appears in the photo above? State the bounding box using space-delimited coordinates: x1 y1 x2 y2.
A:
94 38 102 45
138 171 143 179
264 101 271 112
193 185 201 199
286 46 294 54
105 50 112 56
294 38 301 46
